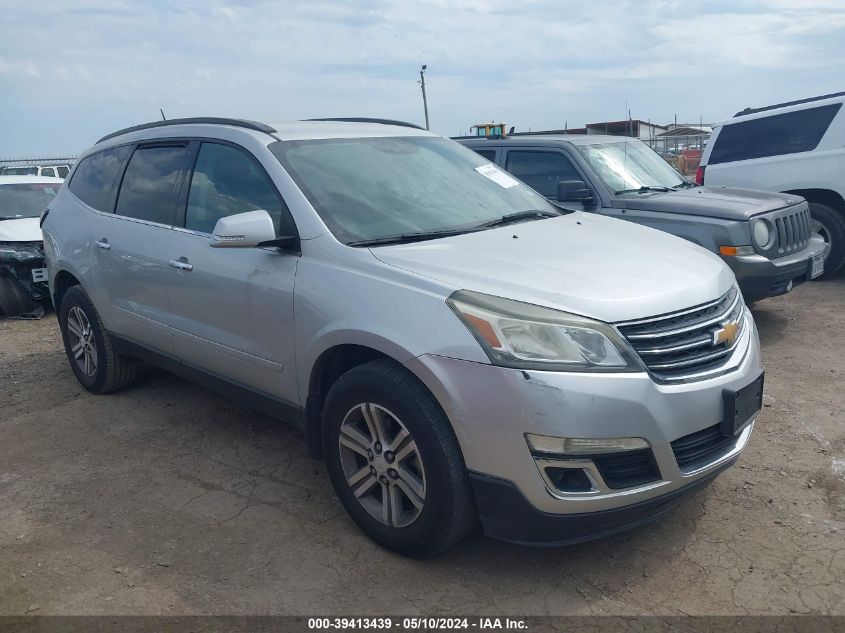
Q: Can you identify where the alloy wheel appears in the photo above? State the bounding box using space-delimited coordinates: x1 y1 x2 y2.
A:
337 403 427 528
67 306 98 377
812 218 832 245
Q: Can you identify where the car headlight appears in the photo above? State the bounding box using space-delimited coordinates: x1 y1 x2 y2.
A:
0 242 43 263
447 290 641 372
751 219 771 248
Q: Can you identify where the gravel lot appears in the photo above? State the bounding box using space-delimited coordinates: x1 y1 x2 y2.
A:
1 271 843 616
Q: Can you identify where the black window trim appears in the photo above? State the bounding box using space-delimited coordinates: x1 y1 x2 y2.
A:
173 137 298 240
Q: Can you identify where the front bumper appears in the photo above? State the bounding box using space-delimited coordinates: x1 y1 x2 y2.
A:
727 235 829 301
0 241 49 318
469 460 734 546
0 264 48 317
406 311 762 544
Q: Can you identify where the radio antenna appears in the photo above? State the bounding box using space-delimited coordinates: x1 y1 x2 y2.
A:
160 108 167 121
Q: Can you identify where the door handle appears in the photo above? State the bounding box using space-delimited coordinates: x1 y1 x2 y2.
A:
168 258 193 272
96 238 111 251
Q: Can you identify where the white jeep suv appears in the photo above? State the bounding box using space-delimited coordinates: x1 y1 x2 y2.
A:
698 91 845 276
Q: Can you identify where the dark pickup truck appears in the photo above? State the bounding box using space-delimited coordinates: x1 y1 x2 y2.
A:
457 134 829 302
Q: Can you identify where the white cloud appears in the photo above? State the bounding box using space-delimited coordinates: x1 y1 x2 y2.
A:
0 57 41 78
0 0 843 154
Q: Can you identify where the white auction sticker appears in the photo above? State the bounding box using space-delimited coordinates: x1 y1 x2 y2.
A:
474 163 520 188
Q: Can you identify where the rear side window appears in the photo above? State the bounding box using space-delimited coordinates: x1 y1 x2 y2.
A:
56 166 69 178
506 150 582 198
69 146 131 211
115 145 190 225
709 103 842 165
185 142 292 235
473 149 496 162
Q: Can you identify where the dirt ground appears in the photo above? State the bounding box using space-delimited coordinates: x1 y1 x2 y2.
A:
0 271 843 616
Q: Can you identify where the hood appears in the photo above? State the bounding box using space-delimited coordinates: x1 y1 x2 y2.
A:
0 217 41 242
616 186 801 220
372 212 734 323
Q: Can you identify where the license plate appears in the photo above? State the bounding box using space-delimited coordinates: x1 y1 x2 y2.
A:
722 372 764 436
809 254 825 279
31 267 48 283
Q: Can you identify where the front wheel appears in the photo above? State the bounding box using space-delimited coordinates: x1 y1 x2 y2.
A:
808 202 845 276
322 359 477 557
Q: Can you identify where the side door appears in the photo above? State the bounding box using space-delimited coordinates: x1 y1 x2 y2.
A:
164 140 299 404
503 148 595 211
93 141 191 354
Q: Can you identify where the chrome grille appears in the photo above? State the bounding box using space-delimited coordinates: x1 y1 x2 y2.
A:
772 206 811 256
616 287 745 382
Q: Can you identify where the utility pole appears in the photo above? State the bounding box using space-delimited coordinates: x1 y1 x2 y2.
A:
419 64 430 131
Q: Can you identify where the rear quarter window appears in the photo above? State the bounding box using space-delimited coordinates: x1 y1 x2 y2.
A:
68 145 131 211
709 103 842 165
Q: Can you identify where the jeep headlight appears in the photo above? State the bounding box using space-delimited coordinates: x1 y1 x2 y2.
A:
447 290 641 372
0 242 43 262
751 219 771 248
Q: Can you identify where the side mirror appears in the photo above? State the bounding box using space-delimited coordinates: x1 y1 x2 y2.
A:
210 210 297 249
557 180 594 204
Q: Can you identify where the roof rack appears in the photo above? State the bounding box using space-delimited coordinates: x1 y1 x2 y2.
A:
97 118 277 144
305 117 424 130
734 91 845 118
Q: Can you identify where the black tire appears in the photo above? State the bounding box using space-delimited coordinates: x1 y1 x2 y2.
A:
808 202 845 276
59 285 137 394
322 359 477 557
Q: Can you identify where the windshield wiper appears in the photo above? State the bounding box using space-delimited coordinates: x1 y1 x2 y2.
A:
615 186 673 194
474 209 561 229
346 209 562 247
672 181 697 189
347 227 480 247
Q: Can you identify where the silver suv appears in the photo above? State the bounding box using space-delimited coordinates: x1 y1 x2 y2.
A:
43 117 763 556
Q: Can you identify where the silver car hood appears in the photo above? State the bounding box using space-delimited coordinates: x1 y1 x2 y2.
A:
372 212 734 323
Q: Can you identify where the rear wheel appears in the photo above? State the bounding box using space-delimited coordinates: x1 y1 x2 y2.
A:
322 359 477 557
808 202 845 276
59 285 137 394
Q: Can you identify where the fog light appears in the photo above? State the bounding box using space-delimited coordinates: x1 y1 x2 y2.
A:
545 467 593 492
525 434 649 455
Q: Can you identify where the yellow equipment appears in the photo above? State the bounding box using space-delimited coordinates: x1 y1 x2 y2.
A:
471 122 508 137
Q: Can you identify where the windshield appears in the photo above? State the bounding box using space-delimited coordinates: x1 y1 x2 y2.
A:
270 136 557 244
576 141 686 192
0 183 61 219
2 167 39 176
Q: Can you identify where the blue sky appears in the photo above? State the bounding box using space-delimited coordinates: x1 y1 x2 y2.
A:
1 0 844 156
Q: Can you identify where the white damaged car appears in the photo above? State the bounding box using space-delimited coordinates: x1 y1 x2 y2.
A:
0 176 62 318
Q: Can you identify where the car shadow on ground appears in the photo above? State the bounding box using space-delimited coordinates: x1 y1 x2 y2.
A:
113 366 705 581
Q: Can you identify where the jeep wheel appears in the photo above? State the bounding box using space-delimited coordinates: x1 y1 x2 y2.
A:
809 202 845 276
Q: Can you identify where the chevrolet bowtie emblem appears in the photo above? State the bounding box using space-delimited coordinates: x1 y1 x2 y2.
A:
713 321 739 346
